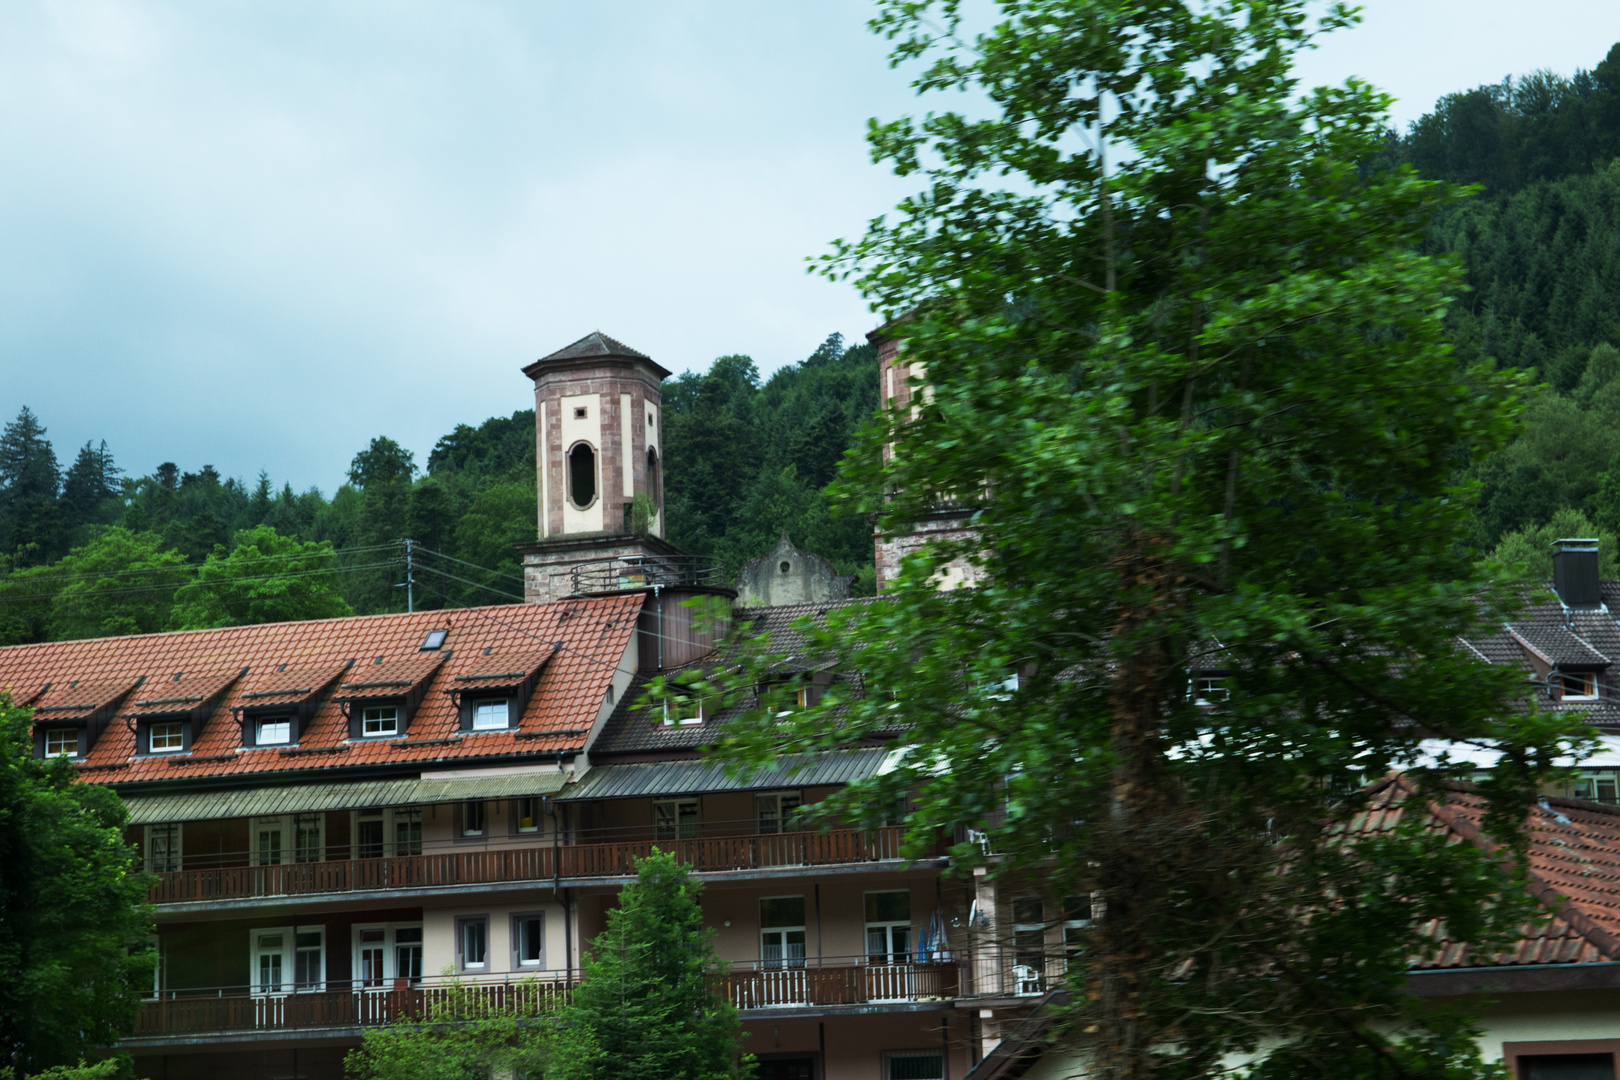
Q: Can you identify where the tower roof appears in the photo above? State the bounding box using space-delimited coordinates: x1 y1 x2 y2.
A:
523 331 669 381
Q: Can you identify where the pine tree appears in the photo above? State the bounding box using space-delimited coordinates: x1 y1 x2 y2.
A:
549 850 750 1080
0 407 63 565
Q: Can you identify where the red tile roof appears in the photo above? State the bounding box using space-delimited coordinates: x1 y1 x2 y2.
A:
0 598 643 784
1350 778 1620 968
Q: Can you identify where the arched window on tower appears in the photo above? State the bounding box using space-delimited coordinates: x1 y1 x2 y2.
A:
568 443 597 508
646 447 661 508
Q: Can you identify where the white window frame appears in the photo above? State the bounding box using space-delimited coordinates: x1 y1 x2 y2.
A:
1012 897 1047 996
251 815 287 867
255 716 293 746
865 890 913 965
361 705 400 737
251 814 325 866
1573 769 1620 804
294 926 326 991
1559 670 1600 701
44 727 78 758
145 823 182 873
515 797 542 834
471 699 512 731
352 808 421 857
662 697 704 726
250 924 324 995
511 912 545 970
456 915 490 972
148 721 184 753
352 922 425 989
654 799 699 841
760 895 807 969
1192 675 1228 704
460 801 486 838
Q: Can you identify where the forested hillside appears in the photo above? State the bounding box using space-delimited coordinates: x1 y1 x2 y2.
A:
1383 43 1620 573
0 333 877 644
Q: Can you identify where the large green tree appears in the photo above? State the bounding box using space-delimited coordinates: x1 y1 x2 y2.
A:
343 981 553 1080
169 525 354 629
711 2 1572 1078
0 407 63 566
549 850 750 1080
0 695 154 1071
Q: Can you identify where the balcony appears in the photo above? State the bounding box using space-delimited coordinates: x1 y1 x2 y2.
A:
150 825 932 906
570 553 727 595
129 959 959 1042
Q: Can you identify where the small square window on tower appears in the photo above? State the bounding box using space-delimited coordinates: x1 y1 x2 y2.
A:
574 406 587 419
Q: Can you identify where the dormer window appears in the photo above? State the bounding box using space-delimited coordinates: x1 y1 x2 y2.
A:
255 717 293 745
149 722 185 753
662 698 704 727
1193 675 1229 705
471 699 511 731
44 728 78 758
1558 671 1600 701
362 706 400 737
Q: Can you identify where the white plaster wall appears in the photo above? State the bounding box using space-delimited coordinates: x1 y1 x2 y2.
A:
560 393 603 534
423 897 572 982
619 392 634 498
537 400 549 538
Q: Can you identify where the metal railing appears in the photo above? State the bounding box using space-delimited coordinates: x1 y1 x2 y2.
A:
149 825 930 904
569 554 727 595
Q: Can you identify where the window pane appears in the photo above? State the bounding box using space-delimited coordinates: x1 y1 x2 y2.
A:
256 718 291 745
1013 898 1043 925
463 802 485 836
761 896 806 928
1520 1056 1615 1080
517 798 539 832
45 729 76 757
362 707 399 736
462 920 487 967
395 810 422 855
865 891 910 922
150 722 183 752
295 814 322 863
357 817 384 859
517 917 543 964
472 700 509 730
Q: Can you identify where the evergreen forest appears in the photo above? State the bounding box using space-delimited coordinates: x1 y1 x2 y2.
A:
0 334 877 644
10 42 1620 640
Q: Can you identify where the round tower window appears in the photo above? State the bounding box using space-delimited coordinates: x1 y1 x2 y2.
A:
568 443 597 508
780 561 791 574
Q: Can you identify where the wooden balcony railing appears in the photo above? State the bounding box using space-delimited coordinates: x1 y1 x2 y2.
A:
132 960 959 1038
149 826 928 905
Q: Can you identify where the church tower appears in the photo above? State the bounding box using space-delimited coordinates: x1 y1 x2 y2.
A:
517 331 684 603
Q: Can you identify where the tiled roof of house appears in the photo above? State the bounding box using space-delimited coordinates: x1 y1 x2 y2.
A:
591 598 883 757
1457 582 1620 728
1348 778 1620 968
0 598 643 785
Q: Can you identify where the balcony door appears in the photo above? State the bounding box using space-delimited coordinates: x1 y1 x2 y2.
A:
865 891 913 964
760 896 806 969
250 924 324 995
251 814 324 866
353 923 424 989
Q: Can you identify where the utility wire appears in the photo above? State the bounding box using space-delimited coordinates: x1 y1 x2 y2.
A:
411 544 526 585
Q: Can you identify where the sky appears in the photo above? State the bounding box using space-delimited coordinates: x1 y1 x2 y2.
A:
1 1 1618 496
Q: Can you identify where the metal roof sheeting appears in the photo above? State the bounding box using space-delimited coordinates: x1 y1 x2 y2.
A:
123 770 569 824
560 748 893 801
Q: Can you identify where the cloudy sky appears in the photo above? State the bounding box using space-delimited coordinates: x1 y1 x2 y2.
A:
2 1 1617 495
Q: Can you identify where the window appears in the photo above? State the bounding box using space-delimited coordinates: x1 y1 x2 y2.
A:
865 891 912 964
646 447 660 506
295 928 325 990
760 897 806 968
471 699 511 730
1193 675 1228 704
516 797 542 833
568 443 597 508
357 811 384 859
420 628 448 651
394 808 423 855
255 717 292 745
885 1052 945 1080
149 721 183 753
1559 671 1600 701
512 913 545 969
354 924 423 988
362 706 399 737
357 928 386 988
461 801 486 838
1573 770 1620 805
253 816 285 866
573 406 587 419
1012 897 1046 995
253 931 286 995
654 799 699 841
756 792 802 835
457 916 489 971
1518 1056 1615 1080
662 697 704 726
294 814 323 863
146 823 182 873
44 728 77 757
1063 895 1091 967
395 926 423 983
251 924 323 995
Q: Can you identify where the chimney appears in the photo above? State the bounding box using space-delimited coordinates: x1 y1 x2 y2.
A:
1551 538 1601 609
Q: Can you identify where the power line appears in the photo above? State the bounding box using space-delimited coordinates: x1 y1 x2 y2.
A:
412 544 525 586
